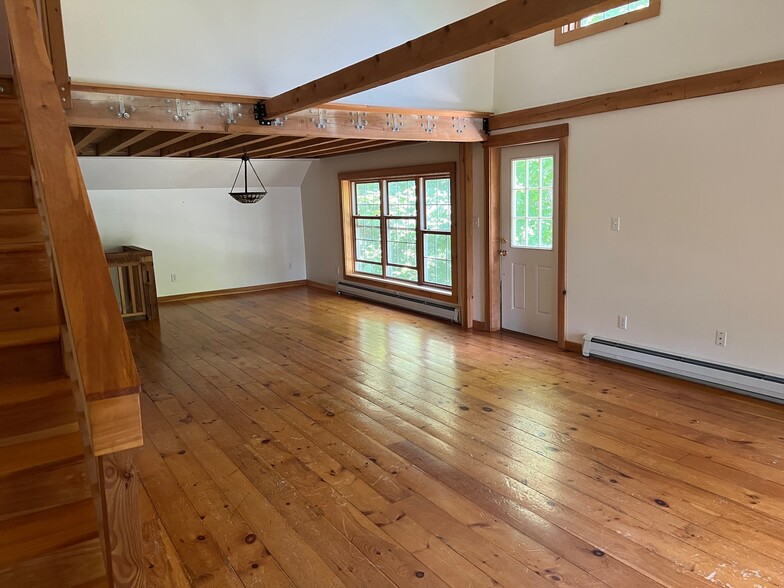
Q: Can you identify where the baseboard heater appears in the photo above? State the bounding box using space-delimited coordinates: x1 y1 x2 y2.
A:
583 335 784 404
336 281 460 323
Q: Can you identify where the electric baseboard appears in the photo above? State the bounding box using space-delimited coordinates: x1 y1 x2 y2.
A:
336 281 460 323
583 335 784 404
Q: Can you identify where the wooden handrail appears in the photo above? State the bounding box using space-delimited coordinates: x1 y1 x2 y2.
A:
4 0 142 454
6 1 146 584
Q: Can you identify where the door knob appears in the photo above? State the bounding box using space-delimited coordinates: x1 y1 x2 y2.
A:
499 250 508 256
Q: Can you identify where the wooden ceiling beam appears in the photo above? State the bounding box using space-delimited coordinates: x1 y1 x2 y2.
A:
70 127 104 153
318 141 415 159
96 130 156 156
128 131 199 156
236 137 317 159
260 0 625 119
267 138 360 159
189 135 276 158
67 89 485 143
160 133 232 157
208 136 282 158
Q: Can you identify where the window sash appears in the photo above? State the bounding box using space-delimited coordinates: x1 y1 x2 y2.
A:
347 172 455 292
554 0 660 45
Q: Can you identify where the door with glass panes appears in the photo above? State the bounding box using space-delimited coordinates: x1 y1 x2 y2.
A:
499 142 559 339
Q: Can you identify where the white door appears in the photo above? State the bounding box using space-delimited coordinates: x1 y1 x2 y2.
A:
500 142 559 340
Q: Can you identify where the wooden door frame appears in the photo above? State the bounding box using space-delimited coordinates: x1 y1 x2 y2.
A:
484 123 569 348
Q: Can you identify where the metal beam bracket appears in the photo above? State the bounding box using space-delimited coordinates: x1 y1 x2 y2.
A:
254 101 274 126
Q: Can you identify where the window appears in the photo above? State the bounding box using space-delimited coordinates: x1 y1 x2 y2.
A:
340 164 456 299
555 0 660 45
511 156 554 250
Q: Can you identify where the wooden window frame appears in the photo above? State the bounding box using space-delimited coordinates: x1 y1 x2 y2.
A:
340 163 458 304
555 0 660 46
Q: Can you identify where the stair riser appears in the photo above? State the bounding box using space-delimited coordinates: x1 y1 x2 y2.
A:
0 123 27 149
0 179 34 209
0 460 89 522
0 537 105 587
0 392 75 440
0 149 30 176
0 288 59 332
0 249 50 284
0 212 43 244
0 342 63 385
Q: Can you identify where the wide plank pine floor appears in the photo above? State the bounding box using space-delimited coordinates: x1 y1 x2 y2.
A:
127 286 784 587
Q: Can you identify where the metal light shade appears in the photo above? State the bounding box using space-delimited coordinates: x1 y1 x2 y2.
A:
228 154 268 204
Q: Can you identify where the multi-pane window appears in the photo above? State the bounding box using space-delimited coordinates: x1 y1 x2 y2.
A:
341 165 455 294
511 156 554 250
555 0 660 45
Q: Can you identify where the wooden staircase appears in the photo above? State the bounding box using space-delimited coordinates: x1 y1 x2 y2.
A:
0 93 107 585
0 0 146 584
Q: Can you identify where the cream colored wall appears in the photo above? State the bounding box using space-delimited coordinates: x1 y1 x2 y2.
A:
301 143 455 284
487 1 784 375
81 158 311 298
493 0 784 113
61 0 497 111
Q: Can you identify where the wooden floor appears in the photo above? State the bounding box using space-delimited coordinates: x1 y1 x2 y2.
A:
127 286 784 588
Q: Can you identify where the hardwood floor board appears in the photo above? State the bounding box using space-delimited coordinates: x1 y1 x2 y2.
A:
258 292 784 466
155 308 620 585
172 298 784 548
140 395 296 587
135 434 245 586
128 289 784 587
133 341 423 587
142 384 347 588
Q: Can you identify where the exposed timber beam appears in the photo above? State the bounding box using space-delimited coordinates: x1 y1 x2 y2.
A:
67 88 486 143
281 139 381 159
128 131 199 156
488 59 784 130
97 129 156 156
160 133 232 157
319 141 414 159
70 127 105 153
208 136 283 158
189 135 276 158
259 0 625 119
259 138 348 159
232 137 327 159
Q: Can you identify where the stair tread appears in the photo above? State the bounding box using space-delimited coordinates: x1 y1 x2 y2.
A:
0 377 71 408
0 280 53 297
0 208 37 216
0 430 83 478
0 242 46 253
0 325 60 349
0 498 98 569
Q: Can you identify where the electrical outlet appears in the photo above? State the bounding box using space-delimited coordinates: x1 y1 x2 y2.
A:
170 273 177 282
473 216 480 228
611 217 621 231
715 330 727 347
618 315 628 330
336 266 341 275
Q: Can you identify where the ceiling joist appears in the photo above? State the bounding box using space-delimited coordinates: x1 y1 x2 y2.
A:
259 0 626 119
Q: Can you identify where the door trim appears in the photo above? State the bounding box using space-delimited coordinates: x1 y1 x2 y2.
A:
484 123 569 348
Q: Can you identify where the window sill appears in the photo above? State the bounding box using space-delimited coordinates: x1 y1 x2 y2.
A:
344 273 455 303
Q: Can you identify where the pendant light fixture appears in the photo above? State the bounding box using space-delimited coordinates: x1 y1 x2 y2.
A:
228 154 267 204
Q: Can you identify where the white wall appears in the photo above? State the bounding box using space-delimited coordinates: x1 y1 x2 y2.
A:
301 142 458 286
61 0 497 111
493 0 784 112
81 158 310 297
561 85 784 376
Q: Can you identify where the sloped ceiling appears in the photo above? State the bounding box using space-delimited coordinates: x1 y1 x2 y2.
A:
78 157 313 190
